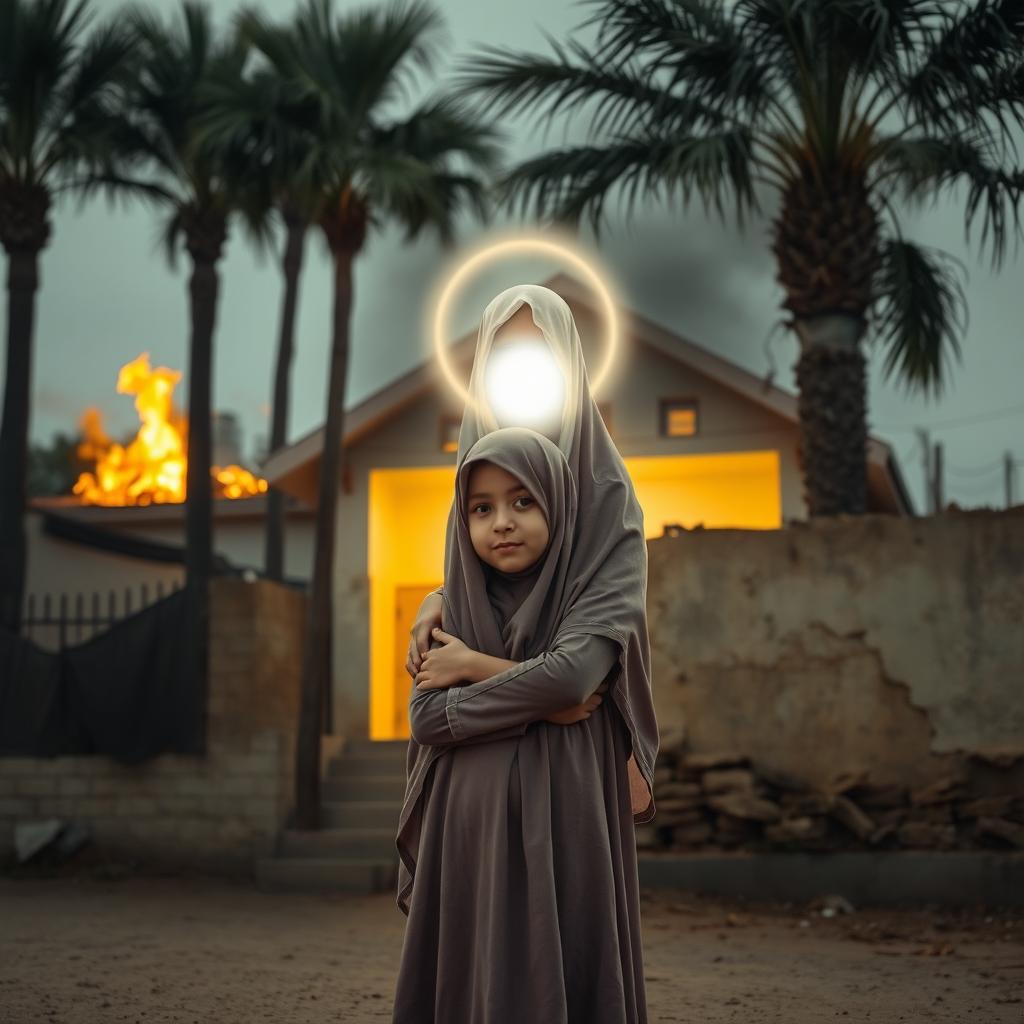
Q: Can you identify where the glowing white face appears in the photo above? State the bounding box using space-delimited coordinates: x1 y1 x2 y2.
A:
484 337 564 429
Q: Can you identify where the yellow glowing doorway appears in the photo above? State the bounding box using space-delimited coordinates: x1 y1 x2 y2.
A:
368 451 781 739
369 466 453 740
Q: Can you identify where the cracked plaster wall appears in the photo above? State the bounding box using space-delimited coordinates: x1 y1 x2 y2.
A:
646 508 1024 790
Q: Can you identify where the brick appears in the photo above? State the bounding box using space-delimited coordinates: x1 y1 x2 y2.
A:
171 777 213 797
216 777 260 799
240 796 277 820
0 797 35 816
16 778 57 797
249 732 281 755
76 798 116 817
114 797 158 816
36 798 80 817
57 778 92 797
157 796 201 816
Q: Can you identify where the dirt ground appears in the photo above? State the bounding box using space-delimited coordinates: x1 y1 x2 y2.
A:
0 867 1020 1023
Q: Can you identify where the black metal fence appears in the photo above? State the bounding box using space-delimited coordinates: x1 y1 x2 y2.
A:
22 579 184 651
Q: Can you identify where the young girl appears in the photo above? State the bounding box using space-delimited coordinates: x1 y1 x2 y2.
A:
392 423 656 1024
407 284 656 816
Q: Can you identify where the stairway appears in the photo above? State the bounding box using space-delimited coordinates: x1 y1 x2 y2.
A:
255 737 407 893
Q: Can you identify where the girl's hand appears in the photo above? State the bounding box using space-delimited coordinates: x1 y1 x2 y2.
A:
414 628 473 691
543 681 609 725
407 591 444 678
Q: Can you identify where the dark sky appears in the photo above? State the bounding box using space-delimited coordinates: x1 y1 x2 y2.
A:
15 0 1024 513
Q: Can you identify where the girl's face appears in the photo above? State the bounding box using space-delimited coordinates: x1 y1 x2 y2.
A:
465 460 550 572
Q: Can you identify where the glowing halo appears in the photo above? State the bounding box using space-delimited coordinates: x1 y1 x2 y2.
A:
430 232 621 411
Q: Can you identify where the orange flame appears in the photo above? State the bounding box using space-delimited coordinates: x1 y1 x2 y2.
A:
72 353 268 506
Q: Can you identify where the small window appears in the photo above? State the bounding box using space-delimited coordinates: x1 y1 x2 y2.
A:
659 398 698 438
439 414 461 453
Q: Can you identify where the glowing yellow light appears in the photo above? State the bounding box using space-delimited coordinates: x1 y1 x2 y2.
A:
485 337 565 427
430 230 621 412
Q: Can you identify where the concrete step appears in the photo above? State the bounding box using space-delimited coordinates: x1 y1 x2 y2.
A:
321 800 403 829
322 774 407 802
255 857 398 893
281 827 398 860
343 737 409 755
326 754 406 777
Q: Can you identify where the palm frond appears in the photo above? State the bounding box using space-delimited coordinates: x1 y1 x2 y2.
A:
871 236 967 397
0 0 136 184
496 127 761 236
870 131 1024 269
290 0 444 130
455 38 723 141
890 0 1024 135
371 95 501 171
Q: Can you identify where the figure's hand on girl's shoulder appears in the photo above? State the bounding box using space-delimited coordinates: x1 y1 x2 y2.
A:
407 591 444 679
543 681 608 725
414 627 473 691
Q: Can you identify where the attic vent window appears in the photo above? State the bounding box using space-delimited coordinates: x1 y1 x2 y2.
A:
439 414 461 453
660 398 698 438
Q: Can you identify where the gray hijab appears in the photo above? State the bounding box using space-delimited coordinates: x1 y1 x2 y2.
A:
449 427 578 662
396 285 659 916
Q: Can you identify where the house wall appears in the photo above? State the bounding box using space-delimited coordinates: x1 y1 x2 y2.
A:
329 301 804 737
23 509 314 649
0 578 305 871
23 512 184 649
118 516 315 581
646 507 1024 791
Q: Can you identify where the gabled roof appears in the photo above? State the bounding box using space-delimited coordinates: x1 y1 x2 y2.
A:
263 271 914 515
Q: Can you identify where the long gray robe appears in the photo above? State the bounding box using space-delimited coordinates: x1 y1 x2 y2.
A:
392 569 649 1024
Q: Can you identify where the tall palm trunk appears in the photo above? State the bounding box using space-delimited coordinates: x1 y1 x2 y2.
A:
264 207 308 581
183 207 227 722
0 185 51 631
773 162 878 517
793 316 869 516
294 239 356 829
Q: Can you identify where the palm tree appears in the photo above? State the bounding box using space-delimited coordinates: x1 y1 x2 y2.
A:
458 0 1024 516
197 60 323 583
0 0 135 630
240 0 499 829
115 1 269 706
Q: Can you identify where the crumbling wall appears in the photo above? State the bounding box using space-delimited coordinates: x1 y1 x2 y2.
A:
642 508 1024 853
0 578 306 871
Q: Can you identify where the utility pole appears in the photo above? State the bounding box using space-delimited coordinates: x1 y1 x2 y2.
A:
932 441 944 513
916 428 933 513
1006 451 1017 508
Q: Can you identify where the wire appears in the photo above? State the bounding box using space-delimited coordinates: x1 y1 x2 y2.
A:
944 458 1006 479
875 401 1024 432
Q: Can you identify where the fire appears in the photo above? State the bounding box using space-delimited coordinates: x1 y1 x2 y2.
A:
72 353 268 506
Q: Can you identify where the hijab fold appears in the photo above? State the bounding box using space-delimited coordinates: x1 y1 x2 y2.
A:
396 284 659 916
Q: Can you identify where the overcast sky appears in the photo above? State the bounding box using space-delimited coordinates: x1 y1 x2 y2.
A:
14 0 1024 514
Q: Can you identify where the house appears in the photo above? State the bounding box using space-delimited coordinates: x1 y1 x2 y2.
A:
22 494 314 649
262 271 914 743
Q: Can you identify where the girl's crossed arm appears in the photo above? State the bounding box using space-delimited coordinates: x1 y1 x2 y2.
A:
408 629 619 746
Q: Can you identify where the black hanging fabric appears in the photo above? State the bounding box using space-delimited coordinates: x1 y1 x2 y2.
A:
0 589 205 762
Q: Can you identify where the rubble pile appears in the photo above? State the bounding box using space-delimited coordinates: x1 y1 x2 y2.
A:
636 730 1024 853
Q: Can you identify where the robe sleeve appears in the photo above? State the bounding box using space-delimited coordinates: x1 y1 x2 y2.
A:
407 697 531 747
407 632 619 746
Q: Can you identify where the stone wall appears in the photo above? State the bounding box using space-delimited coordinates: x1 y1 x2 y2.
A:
0 578 306 872
642 507 1024 854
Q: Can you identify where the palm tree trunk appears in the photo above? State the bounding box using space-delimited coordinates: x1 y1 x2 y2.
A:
184 212 227 732
792 313 868 517
264 209 308 581
0 247 41 630
294 243 354 830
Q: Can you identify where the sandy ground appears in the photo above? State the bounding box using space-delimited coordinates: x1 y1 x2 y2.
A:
0 867 1021 1024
